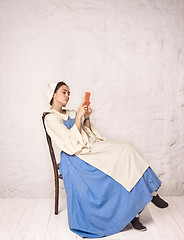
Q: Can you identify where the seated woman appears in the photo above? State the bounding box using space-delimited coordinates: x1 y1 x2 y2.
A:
44 81 168 239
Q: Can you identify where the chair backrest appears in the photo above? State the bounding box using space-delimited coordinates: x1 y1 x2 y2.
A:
42 112 62 179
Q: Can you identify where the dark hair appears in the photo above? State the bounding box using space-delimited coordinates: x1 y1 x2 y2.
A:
50 81 68 106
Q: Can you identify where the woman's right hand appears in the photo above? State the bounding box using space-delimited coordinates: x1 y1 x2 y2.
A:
77 101 88 119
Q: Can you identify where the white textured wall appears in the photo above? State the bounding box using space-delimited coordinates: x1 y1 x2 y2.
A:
0 0 184 198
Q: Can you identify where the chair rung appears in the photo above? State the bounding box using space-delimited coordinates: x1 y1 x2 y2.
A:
58 174 63 179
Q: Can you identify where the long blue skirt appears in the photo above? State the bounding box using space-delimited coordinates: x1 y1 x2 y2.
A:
59 151 161 238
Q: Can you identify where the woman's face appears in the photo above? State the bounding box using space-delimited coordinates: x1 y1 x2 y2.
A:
53 85 70 106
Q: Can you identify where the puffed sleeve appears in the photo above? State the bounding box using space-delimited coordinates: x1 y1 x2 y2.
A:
82 122 106 143
45 113 90 155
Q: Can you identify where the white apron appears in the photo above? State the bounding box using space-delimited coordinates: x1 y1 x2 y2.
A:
44 108 149 192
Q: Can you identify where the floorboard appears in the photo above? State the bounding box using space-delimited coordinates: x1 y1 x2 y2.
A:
147 197 184 240
12 199 38 240
0 197 183 240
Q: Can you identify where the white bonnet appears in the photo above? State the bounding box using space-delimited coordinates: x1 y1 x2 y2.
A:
45 82 58 105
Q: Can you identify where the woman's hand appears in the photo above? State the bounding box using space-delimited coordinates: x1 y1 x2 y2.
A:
84 103 92 119
77 101 88 119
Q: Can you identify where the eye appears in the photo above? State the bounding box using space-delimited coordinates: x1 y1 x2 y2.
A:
63 91 70 96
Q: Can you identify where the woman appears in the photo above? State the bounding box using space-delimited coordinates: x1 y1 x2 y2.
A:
44 81 168 238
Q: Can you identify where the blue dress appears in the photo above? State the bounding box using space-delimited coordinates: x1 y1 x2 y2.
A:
59 115 161 238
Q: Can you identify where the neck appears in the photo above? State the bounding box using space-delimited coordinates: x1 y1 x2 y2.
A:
51 101 66 114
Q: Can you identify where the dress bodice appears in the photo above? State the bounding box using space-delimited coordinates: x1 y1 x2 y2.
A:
62 113 77 129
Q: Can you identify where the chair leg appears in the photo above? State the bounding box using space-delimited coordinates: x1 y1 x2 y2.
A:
55 177 59 215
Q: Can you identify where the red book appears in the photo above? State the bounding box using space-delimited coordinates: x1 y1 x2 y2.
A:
82 92 90 107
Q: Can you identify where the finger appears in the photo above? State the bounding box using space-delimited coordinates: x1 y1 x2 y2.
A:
82 100 87 105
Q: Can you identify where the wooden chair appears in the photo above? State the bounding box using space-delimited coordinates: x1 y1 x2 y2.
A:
42 112 63 215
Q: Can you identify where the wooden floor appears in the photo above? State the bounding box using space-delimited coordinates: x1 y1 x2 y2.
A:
0 197 183 240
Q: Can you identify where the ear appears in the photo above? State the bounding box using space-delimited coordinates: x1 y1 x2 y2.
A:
53 92 57 99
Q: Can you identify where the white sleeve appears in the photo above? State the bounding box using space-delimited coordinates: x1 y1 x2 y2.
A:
45 113 90 155
82 122 106 143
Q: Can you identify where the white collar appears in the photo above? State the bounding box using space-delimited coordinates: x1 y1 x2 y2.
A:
49 108 76 121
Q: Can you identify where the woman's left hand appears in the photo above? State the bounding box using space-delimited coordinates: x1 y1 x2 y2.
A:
84 103 92 118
